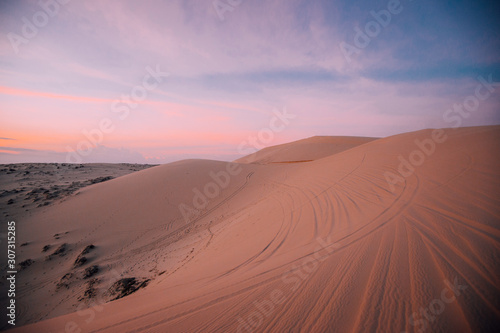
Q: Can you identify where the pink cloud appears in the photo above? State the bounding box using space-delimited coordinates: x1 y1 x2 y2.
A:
0 86 111 103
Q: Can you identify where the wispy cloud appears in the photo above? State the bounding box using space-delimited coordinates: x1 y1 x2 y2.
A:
0 86 112 103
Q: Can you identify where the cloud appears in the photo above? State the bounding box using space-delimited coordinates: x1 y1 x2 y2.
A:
0 86 111 103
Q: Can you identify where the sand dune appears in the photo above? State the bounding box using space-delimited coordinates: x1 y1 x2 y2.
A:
0 163 155 222
6 126 500 332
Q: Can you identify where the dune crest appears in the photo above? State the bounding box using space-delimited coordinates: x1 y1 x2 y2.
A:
234 136 376 164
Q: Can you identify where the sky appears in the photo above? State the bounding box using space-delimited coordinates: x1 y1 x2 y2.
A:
0 0 499 164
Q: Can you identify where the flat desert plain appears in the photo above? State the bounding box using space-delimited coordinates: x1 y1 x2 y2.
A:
1 126 499 332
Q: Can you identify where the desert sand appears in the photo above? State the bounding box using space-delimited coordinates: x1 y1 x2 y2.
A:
2 126 500 332
0 163 155 222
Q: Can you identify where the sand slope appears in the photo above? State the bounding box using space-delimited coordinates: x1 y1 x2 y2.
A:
0 163 155 222
8 126 500 332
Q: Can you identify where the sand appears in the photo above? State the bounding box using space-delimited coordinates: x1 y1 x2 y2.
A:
234 136 376 164
0 163 155 222
2 126 500 332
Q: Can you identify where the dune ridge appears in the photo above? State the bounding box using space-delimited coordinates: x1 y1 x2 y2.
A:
234 135 376 164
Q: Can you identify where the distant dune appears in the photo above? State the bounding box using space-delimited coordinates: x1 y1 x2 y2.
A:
5 126 500 332
234 136 376 164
